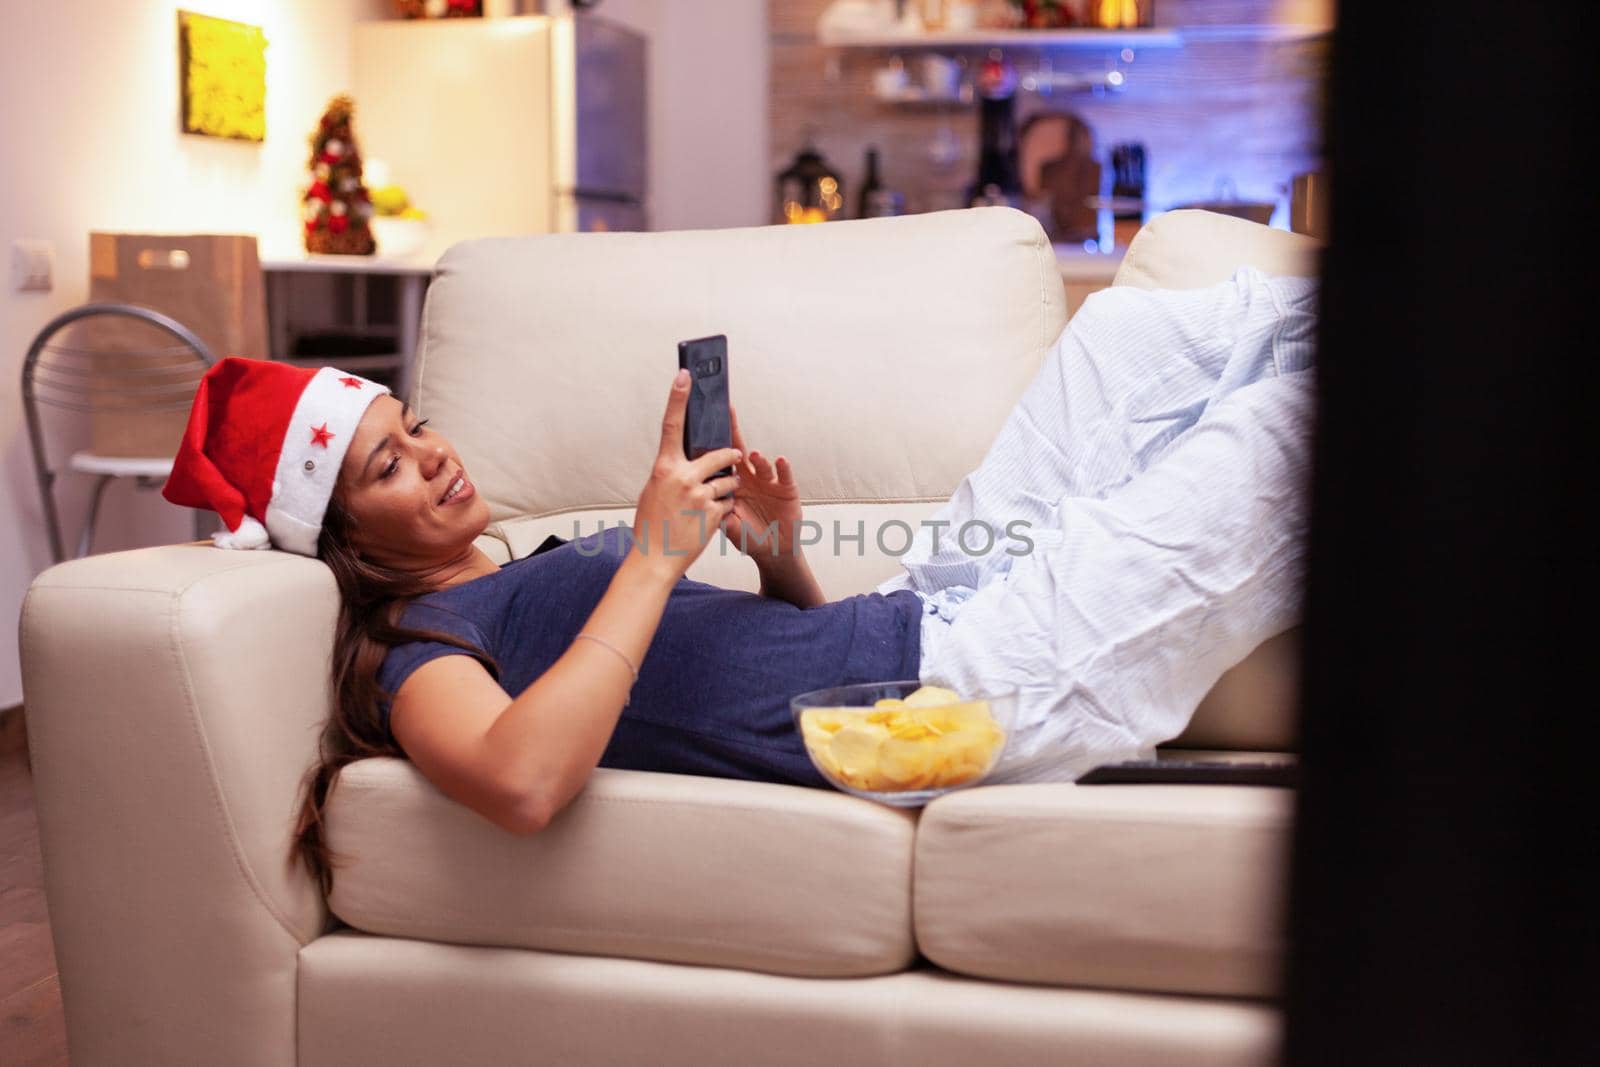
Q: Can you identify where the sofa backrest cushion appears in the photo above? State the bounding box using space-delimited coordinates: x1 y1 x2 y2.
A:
1113 208 1322 290
415 207 1067 563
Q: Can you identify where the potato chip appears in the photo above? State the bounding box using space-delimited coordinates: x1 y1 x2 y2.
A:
801 708 852 734
810 742 843 778
800 719 834 755
888 719 936 741
902 685 961 708
830 721 889 775
877 738 927 786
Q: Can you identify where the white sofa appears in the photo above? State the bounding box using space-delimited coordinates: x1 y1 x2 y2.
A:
22 207 1320 1066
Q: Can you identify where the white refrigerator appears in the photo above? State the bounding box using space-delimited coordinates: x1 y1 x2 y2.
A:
352 13 649 246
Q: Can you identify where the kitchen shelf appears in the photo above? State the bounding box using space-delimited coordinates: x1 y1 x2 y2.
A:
873 68 1125 108
816 27 1182 49
873 88 974 108
1177 24 1332 42
816 25 1331 49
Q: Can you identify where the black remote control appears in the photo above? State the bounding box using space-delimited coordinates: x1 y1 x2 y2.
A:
1076 758 1299 788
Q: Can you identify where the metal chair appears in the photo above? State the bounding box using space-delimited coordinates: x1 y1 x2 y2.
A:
22 302 217 563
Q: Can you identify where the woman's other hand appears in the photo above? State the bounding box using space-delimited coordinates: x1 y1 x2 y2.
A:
631 369 742 582
719 404 804 563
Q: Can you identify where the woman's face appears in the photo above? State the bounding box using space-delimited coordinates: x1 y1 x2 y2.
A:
335 394 491 570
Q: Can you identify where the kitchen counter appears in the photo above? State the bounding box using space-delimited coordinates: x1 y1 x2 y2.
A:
1053 244 1126 281
1054 244 1126 317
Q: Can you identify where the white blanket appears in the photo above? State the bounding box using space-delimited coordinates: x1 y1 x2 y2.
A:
876 266 1320 782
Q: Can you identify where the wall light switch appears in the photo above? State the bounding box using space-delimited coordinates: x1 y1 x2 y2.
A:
13 239 54 292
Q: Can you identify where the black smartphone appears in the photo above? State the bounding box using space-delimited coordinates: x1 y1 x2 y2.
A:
677 334 733 487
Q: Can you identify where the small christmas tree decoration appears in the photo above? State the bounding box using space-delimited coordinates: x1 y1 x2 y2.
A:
302 95 376 255
1009 0 1084 28
393 0 482 17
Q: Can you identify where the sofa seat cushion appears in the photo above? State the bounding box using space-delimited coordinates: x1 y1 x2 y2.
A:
325 761 918 978
914 780 1292 997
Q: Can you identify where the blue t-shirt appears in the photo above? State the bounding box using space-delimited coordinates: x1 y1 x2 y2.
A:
375 524 923 789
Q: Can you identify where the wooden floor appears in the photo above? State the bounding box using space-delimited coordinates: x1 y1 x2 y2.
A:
1 742 70 1066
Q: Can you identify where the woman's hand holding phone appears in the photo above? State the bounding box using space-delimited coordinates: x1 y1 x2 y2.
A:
631 368 743 582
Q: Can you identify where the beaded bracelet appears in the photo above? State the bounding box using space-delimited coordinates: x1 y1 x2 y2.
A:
573 632 640 704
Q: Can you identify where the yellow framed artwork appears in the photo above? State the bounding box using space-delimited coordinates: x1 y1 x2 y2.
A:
178 10 267 142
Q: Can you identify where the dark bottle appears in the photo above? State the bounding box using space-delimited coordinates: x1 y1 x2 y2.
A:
857 147 884 219
1110 142 1146 205
966 51 1022 208
1109 141 1147 247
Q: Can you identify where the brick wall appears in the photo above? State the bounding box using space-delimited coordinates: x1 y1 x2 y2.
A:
768 0 1326 231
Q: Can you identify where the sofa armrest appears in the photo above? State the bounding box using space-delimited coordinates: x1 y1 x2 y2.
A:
21 543 338 1066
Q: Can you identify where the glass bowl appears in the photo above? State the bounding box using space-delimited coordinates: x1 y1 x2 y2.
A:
790 679 1019 808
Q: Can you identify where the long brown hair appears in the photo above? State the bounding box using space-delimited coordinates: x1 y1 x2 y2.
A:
290 492 497 902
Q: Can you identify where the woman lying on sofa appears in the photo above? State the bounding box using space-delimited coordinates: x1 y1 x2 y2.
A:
161 266 1317 896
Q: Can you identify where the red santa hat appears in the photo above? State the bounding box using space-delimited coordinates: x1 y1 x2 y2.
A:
162 357 391 556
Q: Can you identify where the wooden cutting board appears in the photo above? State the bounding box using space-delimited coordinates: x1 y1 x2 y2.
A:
1020 111 1102 243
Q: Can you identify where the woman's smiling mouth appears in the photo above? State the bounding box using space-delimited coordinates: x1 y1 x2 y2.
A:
439 473 474 506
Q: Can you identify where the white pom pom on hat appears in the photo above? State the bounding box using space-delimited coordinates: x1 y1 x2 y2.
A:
162 357 391 556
